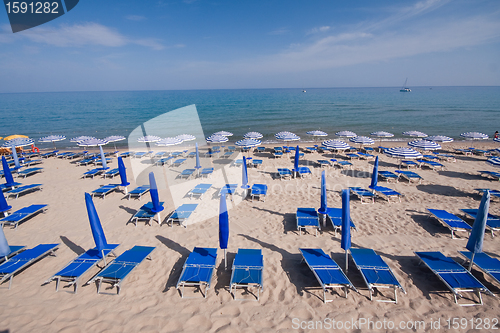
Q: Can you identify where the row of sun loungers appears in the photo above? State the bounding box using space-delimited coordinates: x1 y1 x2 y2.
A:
296 207 356 236
0 204 48 229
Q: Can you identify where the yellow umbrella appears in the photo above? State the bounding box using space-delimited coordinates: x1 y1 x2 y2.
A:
3 134 29 140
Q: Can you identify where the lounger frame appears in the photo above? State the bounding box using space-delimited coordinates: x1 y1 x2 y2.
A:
229 249 264 301
176 247 217 299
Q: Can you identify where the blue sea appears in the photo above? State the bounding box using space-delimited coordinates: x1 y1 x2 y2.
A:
1 86 499 148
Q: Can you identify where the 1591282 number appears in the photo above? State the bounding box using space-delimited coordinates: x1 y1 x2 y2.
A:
5 2 59 14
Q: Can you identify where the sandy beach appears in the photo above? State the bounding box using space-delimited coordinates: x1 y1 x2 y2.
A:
1 140 500 333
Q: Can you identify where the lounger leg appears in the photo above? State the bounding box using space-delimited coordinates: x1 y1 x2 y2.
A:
56 277 60 292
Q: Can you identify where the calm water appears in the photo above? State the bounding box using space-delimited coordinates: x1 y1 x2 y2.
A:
1 86 499 148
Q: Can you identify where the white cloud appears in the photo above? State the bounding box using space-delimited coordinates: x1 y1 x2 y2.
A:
306 26 331 35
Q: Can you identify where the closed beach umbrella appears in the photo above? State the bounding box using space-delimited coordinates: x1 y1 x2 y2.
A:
466 191 490 271
175 134 196 142
78 138 109 170
219 193 229 269
0 190 12 217
384 147 423 159
408 140 441 151
341 189 351 272
241 156 250 192
460 132 488 140
70 136 96 143
486 157 500 168
214 131 233 137
318 171 327 227
149 172 164 225
39 135 66 149
370 156 379 189
118 157 130 193
3 138 34 169
195 143 201 176
425 135 454 143
244 132 263 139
336 131 357 138
350 136 375 145
156 137 183 147
0 224 10 259
402 131 428 138
370 131 394 138
103 135 126 150
137 135 161 143
293 145 300 176
85 192 108 263
206 134 229 143
2 156 17 187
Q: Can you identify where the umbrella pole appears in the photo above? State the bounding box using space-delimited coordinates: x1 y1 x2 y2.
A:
468 253 475 271
157 213 161 226
102 250 107 266
123 186 128 195
345 250 348 273
224 249 227 270
322 214 326 228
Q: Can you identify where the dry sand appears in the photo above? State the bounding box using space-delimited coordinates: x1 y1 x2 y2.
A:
1 141 500 333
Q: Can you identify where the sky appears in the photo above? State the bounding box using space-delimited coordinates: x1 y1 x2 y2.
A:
0 0 499 92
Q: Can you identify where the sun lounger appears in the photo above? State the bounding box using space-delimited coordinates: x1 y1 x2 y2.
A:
200 167 214 178
394 170 423 184
475 188 500 200
0 246 26 264
349 248 406 303
363 147 374 154
171 151 184 158
153 152 167 159
77 157 97 166
83 168 104 179
232 159 243 167
155 156 173 166
432 152 456 162
133 152 150 158
369 186 402 203
316 160 331 168
378 171 399 183
103 168 120 178
323 207 356 235
89 245 155 295
295 167 312 178
349 187 375 204
94 158 112 166
91 184 119 198
277 168 292 180
0 204 47 229
357 152 375 160
22 159 43 167
129 201 164 226
415 251 493 306
179 168 195 179
250 184 267 202
56 152 74 159
0 182 22 193
478 170 500 181
251 159 263 168
40 150 58 158
455 148 473 156
66 152 84 160
418 159 445 171
273 151 283 158
423 154 440 161
230 249 264 301
219 184 238 200
6 184 42 199
299 248 356 302
187 184 212 199
336 160 353 170
222 151 233 159
15 167 42 178
346 153 360 160
296 208 320 236
171 159 186 167
400 160 419 169
461 209 500 237
427 209 472 239
176 247 217 298
119 152 131 158
0 243 59 289
165 204 198 227
126 185 150 200
472 149 491 156
459 251 500 288
44 244 119 293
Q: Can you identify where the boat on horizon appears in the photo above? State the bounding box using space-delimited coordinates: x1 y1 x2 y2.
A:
400 78 411 92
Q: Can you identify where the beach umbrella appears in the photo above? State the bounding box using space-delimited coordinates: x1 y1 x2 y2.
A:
336 131 357 138
293 145 300 177
85 192 108 264
425 135 454 143
39 135 66 149
235 138 261 149
486 157 500 168
460 132 488 140
103 135 126 150
341 189 351 272
244 132 263 139
194 143 202 176
494 138 500 143
137 135 161 143
156 137 183 147
0 190 12 217
318 171 327 227
3 138 35 169
175 134 196 141
2 156 17 187
3 134 28 141
275 131 300 142
0 224 10 259
78 138 109 170
384 147 423 159
370 131 394 138
214 131 233 137
402 131 428 138
466 191 490 271
206 134 229 143
70 136 96 143
118 157 130 194
322 139 349 157
241 156 250 195
219 193 229 269
370 156 379 189
307 130 328 137
349 136 375 145
149 172 164 225
408 140 441 151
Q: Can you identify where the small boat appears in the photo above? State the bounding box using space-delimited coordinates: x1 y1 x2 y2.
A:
302 90 307 93
400 78 411 92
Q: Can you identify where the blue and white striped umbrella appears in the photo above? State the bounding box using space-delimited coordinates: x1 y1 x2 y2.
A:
70 136 96 143
103 135 125 143
408 140 441 151
275 131 300 141
370 131 394 138
137 135 161 143
349 136 375 145
402 131 428 138
235 138 261 147
494 137 500 143
39 135 66 143
335 131 357 138
3 138 34 148
460 132 488 140
425 135 453 143
244 132 263 139
156 137 183 146
322 139 349 150
306 130 328 137
385 147 423 159
175 134 196 141
206 134 229 143
77 138 108 147
213 131 233 137
486 157 500 168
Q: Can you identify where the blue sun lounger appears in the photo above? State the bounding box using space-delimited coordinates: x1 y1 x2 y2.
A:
187 184 212 199
200 168 214 178
44 244 119 293
349 248 406 303
133 152 150 158
346 153 360 160
126 185 150 200
0 246 26 263
459 251 500 288
426 209 472 239
369 186 402 203
17 167 43 178
0 243 59 289
103 168 120 178
475 188 500 199
349 187 375 204
296 208 320 236
336 160 353 170
357 152 375 160
316 160 331 168
0 182 22 192
6 184 42 199
179 169 195 179
277 168 292 180
83 168 104 179
378 171 398 183
172 159 186 167
155 156 174 166
41 150 58 158
219 184 238 199
129 201 164 226
299 248 356 303
250 184 267 202
89 245 155 295
295 167 312 178
165 204 198 227
119 152 132 158
176 247 217 298
478 171 500 181
230 249 264 301
415 251 493 306
461 209 500 237
418 159 445 171
323 207 356 235
394 170 423 184
0 204 48 229
91 184 119 198
400 160 419 169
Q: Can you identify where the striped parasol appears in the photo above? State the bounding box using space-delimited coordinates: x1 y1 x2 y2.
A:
402 131 428 138
408 140 441 151
137 135 161 143
175 134 196 141
486 157 500 168
349 136 375 145
384 147 423 159
156 137 184 146
206 134 229 143
460 132 488 140
335 131 357 138
425 135 454 143
370 131 394 138
243 132 263 139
